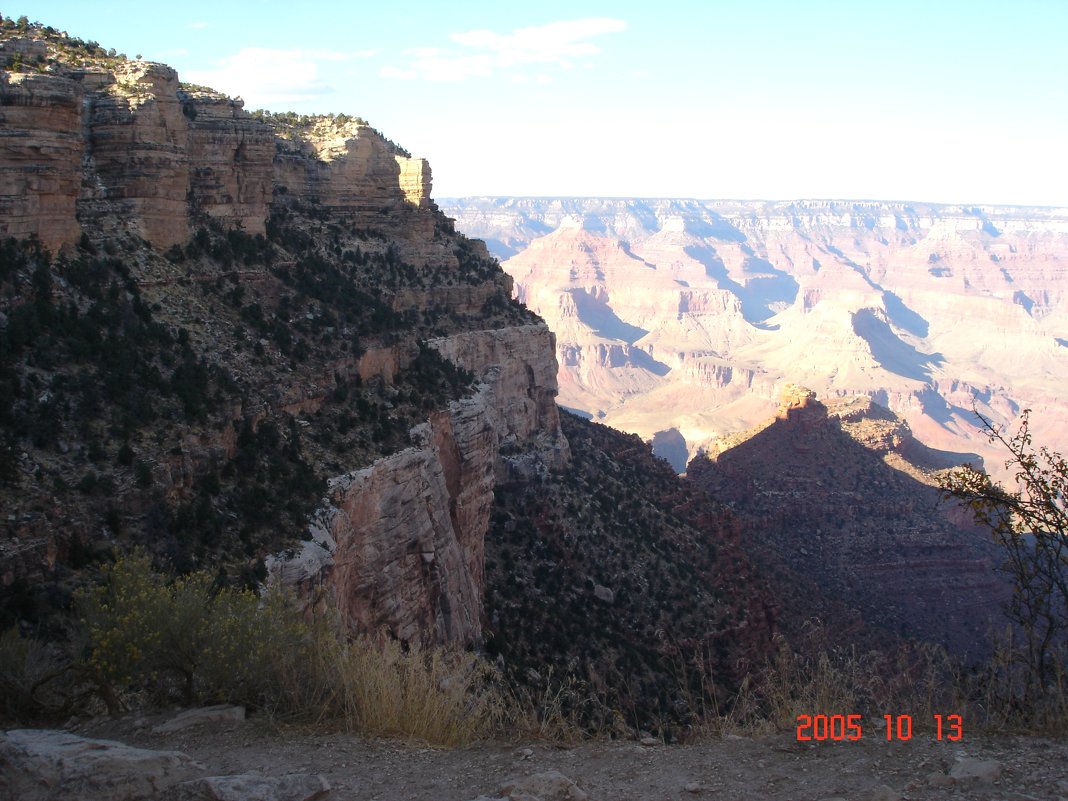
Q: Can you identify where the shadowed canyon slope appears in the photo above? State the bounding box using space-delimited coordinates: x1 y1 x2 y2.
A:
688 387 1005 656
442 198 1068 476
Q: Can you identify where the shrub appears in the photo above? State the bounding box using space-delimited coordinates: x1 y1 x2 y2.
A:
74 553 315 711
71 555 505 744
941 409 1068 729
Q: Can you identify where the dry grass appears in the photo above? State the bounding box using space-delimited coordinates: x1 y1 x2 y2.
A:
12 556 1068 742
958 632 1068 734
0 627 65 721
328 636 505 746
682 622 1068 739
505 667 624 743
666 623 975 739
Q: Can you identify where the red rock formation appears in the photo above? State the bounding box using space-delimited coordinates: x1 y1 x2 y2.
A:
0 40 438 254
267 325 569 645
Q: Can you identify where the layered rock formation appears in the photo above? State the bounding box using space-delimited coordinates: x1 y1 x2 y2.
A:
687 388 1006 656
0 27 565 648
268 325 569 644
0 39 435 253
442 198 1068 478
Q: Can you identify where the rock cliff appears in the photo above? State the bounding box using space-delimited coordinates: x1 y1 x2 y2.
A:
0 26 566 648
1 39 437 254
268 325 569 644
442 197 1068 480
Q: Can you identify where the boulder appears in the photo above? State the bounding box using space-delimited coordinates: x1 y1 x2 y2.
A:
0 729 200 801
152 706 246 734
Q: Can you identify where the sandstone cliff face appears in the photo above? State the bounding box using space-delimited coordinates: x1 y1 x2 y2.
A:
0 70 83 248
268 324 568 644
272 117 437 247
0 40 438 253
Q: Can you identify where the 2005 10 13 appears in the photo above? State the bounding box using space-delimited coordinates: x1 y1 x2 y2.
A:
795 714 963 741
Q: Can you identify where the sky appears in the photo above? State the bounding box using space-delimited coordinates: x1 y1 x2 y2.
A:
19 1 1068 205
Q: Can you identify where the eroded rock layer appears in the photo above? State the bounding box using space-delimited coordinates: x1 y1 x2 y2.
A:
269 325 570 644
0 46 435 252
442 198 1068 479
687 388 1006 656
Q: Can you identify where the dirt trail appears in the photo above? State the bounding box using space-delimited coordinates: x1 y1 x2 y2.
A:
68 712 1068 801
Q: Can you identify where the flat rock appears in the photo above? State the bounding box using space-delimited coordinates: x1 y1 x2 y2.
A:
498 770 590 801
153 705 246 733
865 785 901 801
0 728 200 801
926 771 954 787
163 773 331 801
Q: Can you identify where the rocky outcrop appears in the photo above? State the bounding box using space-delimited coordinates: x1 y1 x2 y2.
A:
0 39 437 252
183 91 274 235
268 324 568 645
273 118 437 245
429 324 570 475
0 729 201 801
1 58 274 249
0 31 569 652
0 729 331 801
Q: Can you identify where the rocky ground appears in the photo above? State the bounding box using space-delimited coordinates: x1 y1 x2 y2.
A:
4 707 1068 801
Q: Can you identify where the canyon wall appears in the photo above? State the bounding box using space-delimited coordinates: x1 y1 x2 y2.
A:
268 325 569 644
0 54 435 253
442 198 1068 477
0 37 566 647
687 388 1006 656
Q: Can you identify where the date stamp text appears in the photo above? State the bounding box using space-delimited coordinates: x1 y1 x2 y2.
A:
796 714 963 742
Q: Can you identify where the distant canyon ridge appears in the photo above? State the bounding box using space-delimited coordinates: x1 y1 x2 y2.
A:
442 198 1068 475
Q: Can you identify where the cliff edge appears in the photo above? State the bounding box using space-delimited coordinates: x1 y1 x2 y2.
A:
0 23 567 646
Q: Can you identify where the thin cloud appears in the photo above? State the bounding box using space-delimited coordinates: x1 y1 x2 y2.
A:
189 21 208 30
383 17 625 82
184 47 376 106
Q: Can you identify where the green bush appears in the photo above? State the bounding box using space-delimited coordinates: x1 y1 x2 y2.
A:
70 554 505 744
74 553 317 712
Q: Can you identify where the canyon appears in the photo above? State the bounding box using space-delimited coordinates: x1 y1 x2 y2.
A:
0 26 568 650
0 20 1044 740
442 197 1068 477
0 25 773 708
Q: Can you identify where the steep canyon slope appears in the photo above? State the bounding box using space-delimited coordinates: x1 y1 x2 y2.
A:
0 25 569 647
442 198 1068 476
688 387 1005 656
0 23 773 705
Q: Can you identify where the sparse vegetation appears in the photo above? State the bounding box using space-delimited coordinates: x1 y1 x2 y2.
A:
483 412 775 738
0 216 525 627
941 409 1068 730
3 555 507 745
